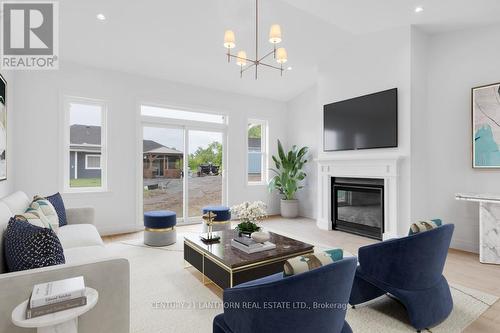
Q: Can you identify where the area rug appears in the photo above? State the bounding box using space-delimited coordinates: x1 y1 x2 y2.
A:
110 235 497 333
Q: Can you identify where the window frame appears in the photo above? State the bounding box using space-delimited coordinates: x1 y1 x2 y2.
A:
62 96 108 193
246 119 268 186
85 154 102 170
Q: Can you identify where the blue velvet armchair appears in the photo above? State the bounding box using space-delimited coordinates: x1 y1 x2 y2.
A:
349 224 455 331
213 257 357 333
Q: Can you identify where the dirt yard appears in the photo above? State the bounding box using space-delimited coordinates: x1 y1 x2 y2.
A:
143 175 222 217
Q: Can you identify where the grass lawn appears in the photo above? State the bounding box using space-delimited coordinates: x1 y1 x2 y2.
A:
70 178 101 188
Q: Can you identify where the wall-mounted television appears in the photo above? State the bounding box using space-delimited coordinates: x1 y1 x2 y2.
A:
323 88 398 151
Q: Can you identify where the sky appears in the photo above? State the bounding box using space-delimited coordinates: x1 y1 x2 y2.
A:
70 103 101 126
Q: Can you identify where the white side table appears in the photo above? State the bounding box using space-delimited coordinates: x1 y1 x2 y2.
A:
12 287 98 333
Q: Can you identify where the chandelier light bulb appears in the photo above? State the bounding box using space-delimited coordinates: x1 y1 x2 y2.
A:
236 51 247 66
222 0 288 79
224 30 236 49
276 47 288 64
269 24 282 44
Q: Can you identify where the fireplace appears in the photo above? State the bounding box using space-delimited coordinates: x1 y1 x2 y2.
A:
332 177 384 240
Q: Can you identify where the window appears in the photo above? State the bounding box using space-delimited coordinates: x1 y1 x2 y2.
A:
64 98 107 191
85 155 101 170
140 104 228 225
141 105 226 124
247 120 267 184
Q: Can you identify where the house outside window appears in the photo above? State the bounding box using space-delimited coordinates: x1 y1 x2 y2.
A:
247 120 267 184
64 97 107 191
85 155 101 170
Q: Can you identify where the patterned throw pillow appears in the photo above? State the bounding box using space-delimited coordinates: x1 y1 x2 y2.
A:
46 192 67 227
284 248 344 277
4 217 65 272
408 219 443 236
30 196 59 233
15 212 46 229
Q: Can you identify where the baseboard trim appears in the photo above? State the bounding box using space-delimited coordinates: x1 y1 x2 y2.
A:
451 238 479 254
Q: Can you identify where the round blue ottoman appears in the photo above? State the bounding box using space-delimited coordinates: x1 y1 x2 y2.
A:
144 210 177 247
202 206 231 232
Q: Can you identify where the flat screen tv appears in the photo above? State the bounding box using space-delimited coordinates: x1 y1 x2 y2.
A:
323 88 398 151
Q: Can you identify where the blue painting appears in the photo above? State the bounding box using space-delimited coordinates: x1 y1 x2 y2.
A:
473 83 500 168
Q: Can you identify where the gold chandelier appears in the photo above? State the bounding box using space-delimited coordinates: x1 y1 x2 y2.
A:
223 0 288 79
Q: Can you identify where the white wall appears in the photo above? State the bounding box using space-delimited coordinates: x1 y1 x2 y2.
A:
286 23 500 252
286 27 413 235
286 84 320 218
409 28 430 221
424 24 500 252
13 62 286 235
0 71 15 198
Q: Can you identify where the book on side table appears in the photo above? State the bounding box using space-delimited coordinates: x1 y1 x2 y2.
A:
26 276 87 319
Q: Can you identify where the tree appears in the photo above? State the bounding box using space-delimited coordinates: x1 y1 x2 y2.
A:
248 124 261 138
188 141 222 172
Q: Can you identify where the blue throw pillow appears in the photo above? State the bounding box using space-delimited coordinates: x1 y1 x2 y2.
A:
4 217 65 272
46 192 67 227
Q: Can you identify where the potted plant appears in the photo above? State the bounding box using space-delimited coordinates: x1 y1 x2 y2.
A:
268 140 309 218
230 201 267 237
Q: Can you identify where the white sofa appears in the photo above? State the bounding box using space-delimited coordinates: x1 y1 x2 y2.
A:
0 191 130 333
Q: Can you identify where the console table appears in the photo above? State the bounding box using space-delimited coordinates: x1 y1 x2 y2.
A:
455 193 500 264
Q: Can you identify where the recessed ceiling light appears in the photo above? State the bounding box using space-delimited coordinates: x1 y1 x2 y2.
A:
287 66 293 71
415 6 424 13
96 13 106 21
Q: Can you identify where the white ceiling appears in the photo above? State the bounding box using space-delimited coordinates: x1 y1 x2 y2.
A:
281 0 500 34
60 0 500 102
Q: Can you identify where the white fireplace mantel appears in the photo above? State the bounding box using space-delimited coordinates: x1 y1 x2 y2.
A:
316 156 402 240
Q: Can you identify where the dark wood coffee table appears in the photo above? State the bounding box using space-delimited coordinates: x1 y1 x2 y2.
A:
184 230 314 289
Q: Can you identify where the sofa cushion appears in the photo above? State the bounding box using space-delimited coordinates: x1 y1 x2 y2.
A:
2 191 31 214
4 217 65 272
46 192 68 227
64 245 110 264
57 224 103 249
409 219 442 235
284 248 344 276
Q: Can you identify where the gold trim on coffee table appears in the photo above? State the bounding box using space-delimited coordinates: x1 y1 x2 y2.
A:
184 238 314 288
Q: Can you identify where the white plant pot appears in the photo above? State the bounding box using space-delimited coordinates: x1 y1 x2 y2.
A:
280 199 299 218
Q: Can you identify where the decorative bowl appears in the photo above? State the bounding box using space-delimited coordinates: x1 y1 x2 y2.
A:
251 231 270 243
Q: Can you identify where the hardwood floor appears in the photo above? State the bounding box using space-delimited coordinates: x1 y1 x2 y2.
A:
103 216 500 332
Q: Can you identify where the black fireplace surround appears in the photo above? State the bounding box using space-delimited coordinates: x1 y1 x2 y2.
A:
332 177 384 240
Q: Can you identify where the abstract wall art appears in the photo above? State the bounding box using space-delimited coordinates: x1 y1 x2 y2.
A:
472 82 500 168
0 74 5 180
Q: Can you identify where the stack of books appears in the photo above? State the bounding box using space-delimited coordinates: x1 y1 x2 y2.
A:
231 236 276 254
26 276 87 319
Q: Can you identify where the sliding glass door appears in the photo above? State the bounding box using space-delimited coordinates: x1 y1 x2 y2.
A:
141 123 225 224
142 126 185 218
187 130 223 217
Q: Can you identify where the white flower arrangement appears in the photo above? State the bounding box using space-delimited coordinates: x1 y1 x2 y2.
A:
230 201 267 224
